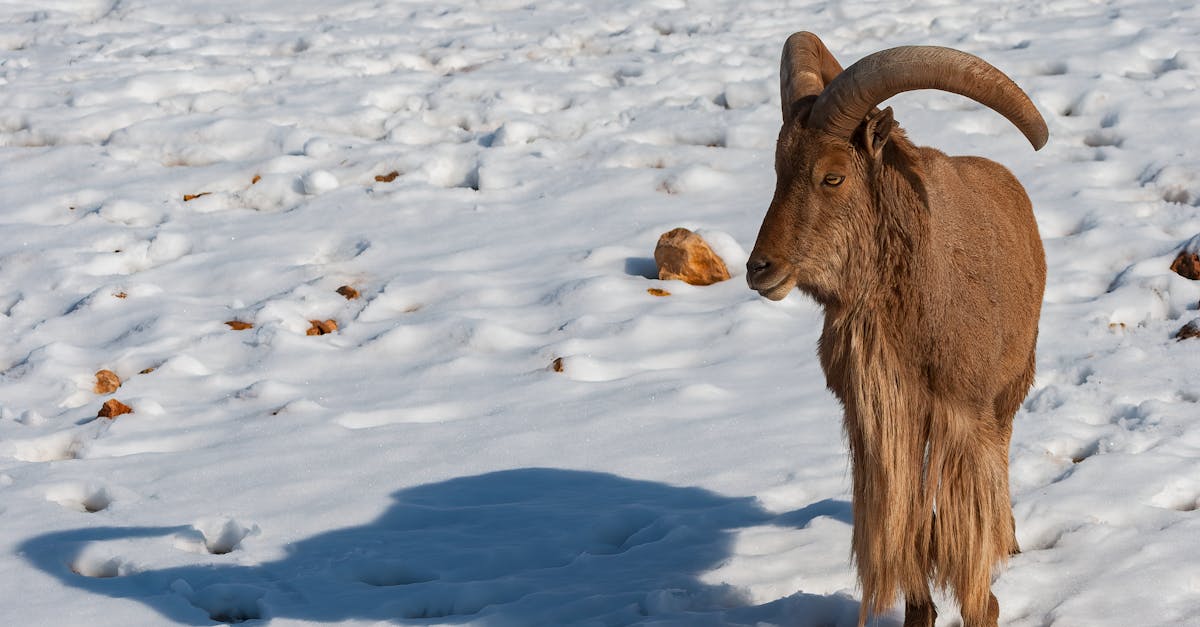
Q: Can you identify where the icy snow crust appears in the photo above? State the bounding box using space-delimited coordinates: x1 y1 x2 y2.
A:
2 1 1199 625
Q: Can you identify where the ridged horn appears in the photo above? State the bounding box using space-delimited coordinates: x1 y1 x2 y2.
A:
809 46 1048 150
780 32 844 121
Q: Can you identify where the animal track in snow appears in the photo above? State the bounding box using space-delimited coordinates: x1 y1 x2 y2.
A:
1067 440 1101 465
303 237 370 265
1162 187 1192 205
1044 436 1102 465
419 153 480 190
9 431 85 462
589 507 671 554
1123 53 1188 81
1083 129 1123 148
97 198 163 227
1020 523 1075 552
1140 164 1198 206
45 481 113 513
656 164 736 195
1023 384 1067 412
183 517 257 555
186 583 266 624
71 554 131 579
82 232 193 276
1031 60 1069 76
355 281 431 323
1150 481 1200 512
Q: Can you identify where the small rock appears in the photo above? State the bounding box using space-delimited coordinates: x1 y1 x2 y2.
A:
307 319 338 336
183 192 211 202
1170 251 1200 280
225 320 254 331
1177 319 1200 341
374 171 400 183
93 370 121 395
98 399 132 419
654 228 731 286
647 288 671 297
551 357 565 372
336 285 359 299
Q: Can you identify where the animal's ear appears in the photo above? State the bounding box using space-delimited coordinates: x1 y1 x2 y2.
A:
862 107 895 160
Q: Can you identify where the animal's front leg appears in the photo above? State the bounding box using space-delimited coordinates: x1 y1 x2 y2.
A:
902 598 937 627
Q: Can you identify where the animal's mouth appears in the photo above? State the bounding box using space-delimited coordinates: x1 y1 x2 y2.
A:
748 269 798 301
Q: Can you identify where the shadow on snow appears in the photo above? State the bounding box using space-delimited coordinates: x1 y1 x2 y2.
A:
20 468 870 626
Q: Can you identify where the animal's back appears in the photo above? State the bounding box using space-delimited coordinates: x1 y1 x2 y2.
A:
920 150 1045 402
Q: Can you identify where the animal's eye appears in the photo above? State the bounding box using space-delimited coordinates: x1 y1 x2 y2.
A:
823 174 845 187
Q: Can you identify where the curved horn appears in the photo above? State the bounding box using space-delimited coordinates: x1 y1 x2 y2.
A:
809 46 1048 150
780 32 844 121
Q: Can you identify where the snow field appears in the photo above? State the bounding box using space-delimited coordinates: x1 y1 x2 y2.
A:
1 0 1199 625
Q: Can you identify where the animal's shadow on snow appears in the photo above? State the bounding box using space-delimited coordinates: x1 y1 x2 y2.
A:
20 468 870 625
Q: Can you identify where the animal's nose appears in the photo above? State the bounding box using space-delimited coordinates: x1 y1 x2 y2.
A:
746 254 772 283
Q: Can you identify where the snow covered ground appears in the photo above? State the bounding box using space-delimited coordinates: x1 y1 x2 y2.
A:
2 0 1199 625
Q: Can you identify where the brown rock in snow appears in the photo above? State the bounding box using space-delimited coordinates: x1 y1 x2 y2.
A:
94 369 121 394
653 228 730 286
1171 251 1200 280
307 319 339 335
98 399 132 419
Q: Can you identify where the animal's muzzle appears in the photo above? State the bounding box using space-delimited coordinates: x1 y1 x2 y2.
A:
746 253 775 289
746 252 797 300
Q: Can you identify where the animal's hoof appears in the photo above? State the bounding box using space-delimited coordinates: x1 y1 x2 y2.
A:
903 600 937 627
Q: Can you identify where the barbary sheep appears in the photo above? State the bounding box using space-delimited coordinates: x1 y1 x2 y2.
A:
746 33 1047 627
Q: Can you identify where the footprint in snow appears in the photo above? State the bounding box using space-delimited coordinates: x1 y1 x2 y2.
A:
45 481 115 513
589 507 673 555
302 237 370 266
83 232 193 277
8 430 86 462
71 554 132 579
181 517 257 555
97 198 164 228
1031 60 1069 76
1150 481 1200 512
1123 53 1187 81
183 583 266 624
1082 129 1123 148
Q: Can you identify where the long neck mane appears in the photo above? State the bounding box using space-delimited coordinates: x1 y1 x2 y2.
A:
845 131 927 318
816 130 935 620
